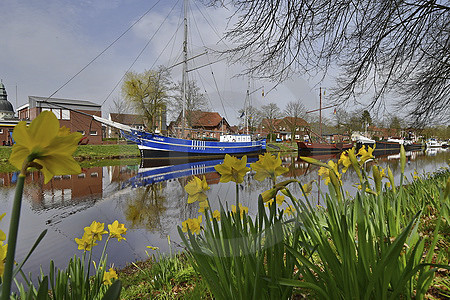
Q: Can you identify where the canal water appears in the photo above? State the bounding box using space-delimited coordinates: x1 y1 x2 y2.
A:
0 148 448 282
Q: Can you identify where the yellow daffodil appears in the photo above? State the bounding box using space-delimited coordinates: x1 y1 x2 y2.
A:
284 205 296 216
108 220 127 242
103 268 118 285
265 194 285 207
231 203 249 218
212 209 220 221
318 160 341 185
9 111 82 183
302 182 312 196
182 215 202 234
0 213 6 241
185 176 210 204
85 221 108 242
146 246 159 250
357 145 375 164
214 154 250 183
338 152 352 173
75 231 97 251
198 200 209 213
250 152 288 182
0 241 7 277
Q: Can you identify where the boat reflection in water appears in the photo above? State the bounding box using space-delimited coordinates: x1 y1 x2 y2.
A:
125 157 258 189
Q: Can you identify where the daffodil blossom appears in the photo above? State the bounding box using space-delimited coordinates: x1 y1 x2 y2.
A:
185 176 210 204
250 152 288 182
212 210 220 221
318 161 341 185
75 231 98 251
198 200 209 213
182 215 202 234
85 221 108 242
357 145 375 164
302 182 312 196
0 241 7 277
231 203 249 218
9 111 82 183
338 152 352 173
284 205 296 216
0 213 6 241
108 220 127 241
214 154 250 183
147 246 159 250
265 194 285 207
103 268 118 285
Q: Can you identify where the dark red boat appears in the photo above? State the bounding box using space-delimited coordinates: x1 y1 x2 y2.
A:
297 141 353 154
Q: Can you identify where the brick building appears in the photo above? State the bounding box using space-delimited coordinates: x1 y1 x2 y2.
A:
168 111 232 140
17 96 103 144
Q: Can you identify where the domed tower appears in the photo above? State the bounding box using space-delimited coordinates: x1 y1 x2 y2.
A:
0 81 15 119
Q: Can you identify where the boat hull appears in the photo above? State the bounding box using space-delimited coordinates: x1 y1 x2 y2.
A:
297 141 353 154
123 130 266 160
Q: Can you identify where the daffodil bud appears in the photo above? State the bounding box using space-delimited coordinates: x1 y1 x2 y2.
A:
400 145 406 175
261 188 278 202
329 170 342 201
387 167 396 193
348 149 363 182
300 156 331 169
372 165 381 195
444 176 450 200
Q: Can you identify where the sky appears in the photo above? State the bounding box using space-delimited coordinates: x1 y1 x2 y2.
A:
1 0 346 126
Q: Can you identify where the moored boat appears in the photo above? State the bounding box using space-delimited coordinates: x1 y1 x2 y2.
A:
426 139 443 148
122 130 266 161
297 141 353 154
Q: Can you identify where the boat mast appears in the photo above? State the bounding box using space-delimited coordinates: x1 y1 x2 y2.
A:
319 87 322 139
181 0 188 138
245 77 250 135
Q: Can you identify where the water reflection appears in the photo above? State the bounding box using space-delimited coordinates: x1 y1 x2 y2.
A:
0 149 447 282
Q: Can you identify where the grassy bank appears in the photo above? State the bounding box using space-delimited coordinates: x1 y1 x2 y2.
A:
0 145 140 172
266 142 297 152
117 168 449 299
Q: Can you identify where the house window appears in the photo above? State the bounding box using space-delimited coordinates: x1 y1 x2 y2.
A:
91 172 98 178
0 129 3 134
61 110 70 120
78 173 86 178
77 130 85 135
51 109 61 119
90 131 97 136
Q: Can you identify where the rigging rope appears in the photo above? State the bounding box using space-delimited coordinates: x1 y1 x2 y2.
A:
102 0 181 107
45 0 163 103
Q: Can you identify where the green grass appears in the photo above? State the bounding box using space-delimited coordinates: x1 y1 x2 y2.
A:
118 253 211 299
73 144 139 160
266 142 297 152
0 145 140 172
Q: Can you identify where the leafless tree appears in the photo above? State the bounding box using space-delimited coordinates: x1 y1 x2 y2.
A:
170 79 211 124
283 99 307 143
238 104 262 133
260 102 282 141
205 0 449 125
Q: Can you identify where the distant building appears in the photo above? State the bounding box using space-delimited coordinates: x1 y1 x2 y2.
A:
17 96 103 144
0 81 21 145
260 116 310 141
168 111 232 140
107 113 146 138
